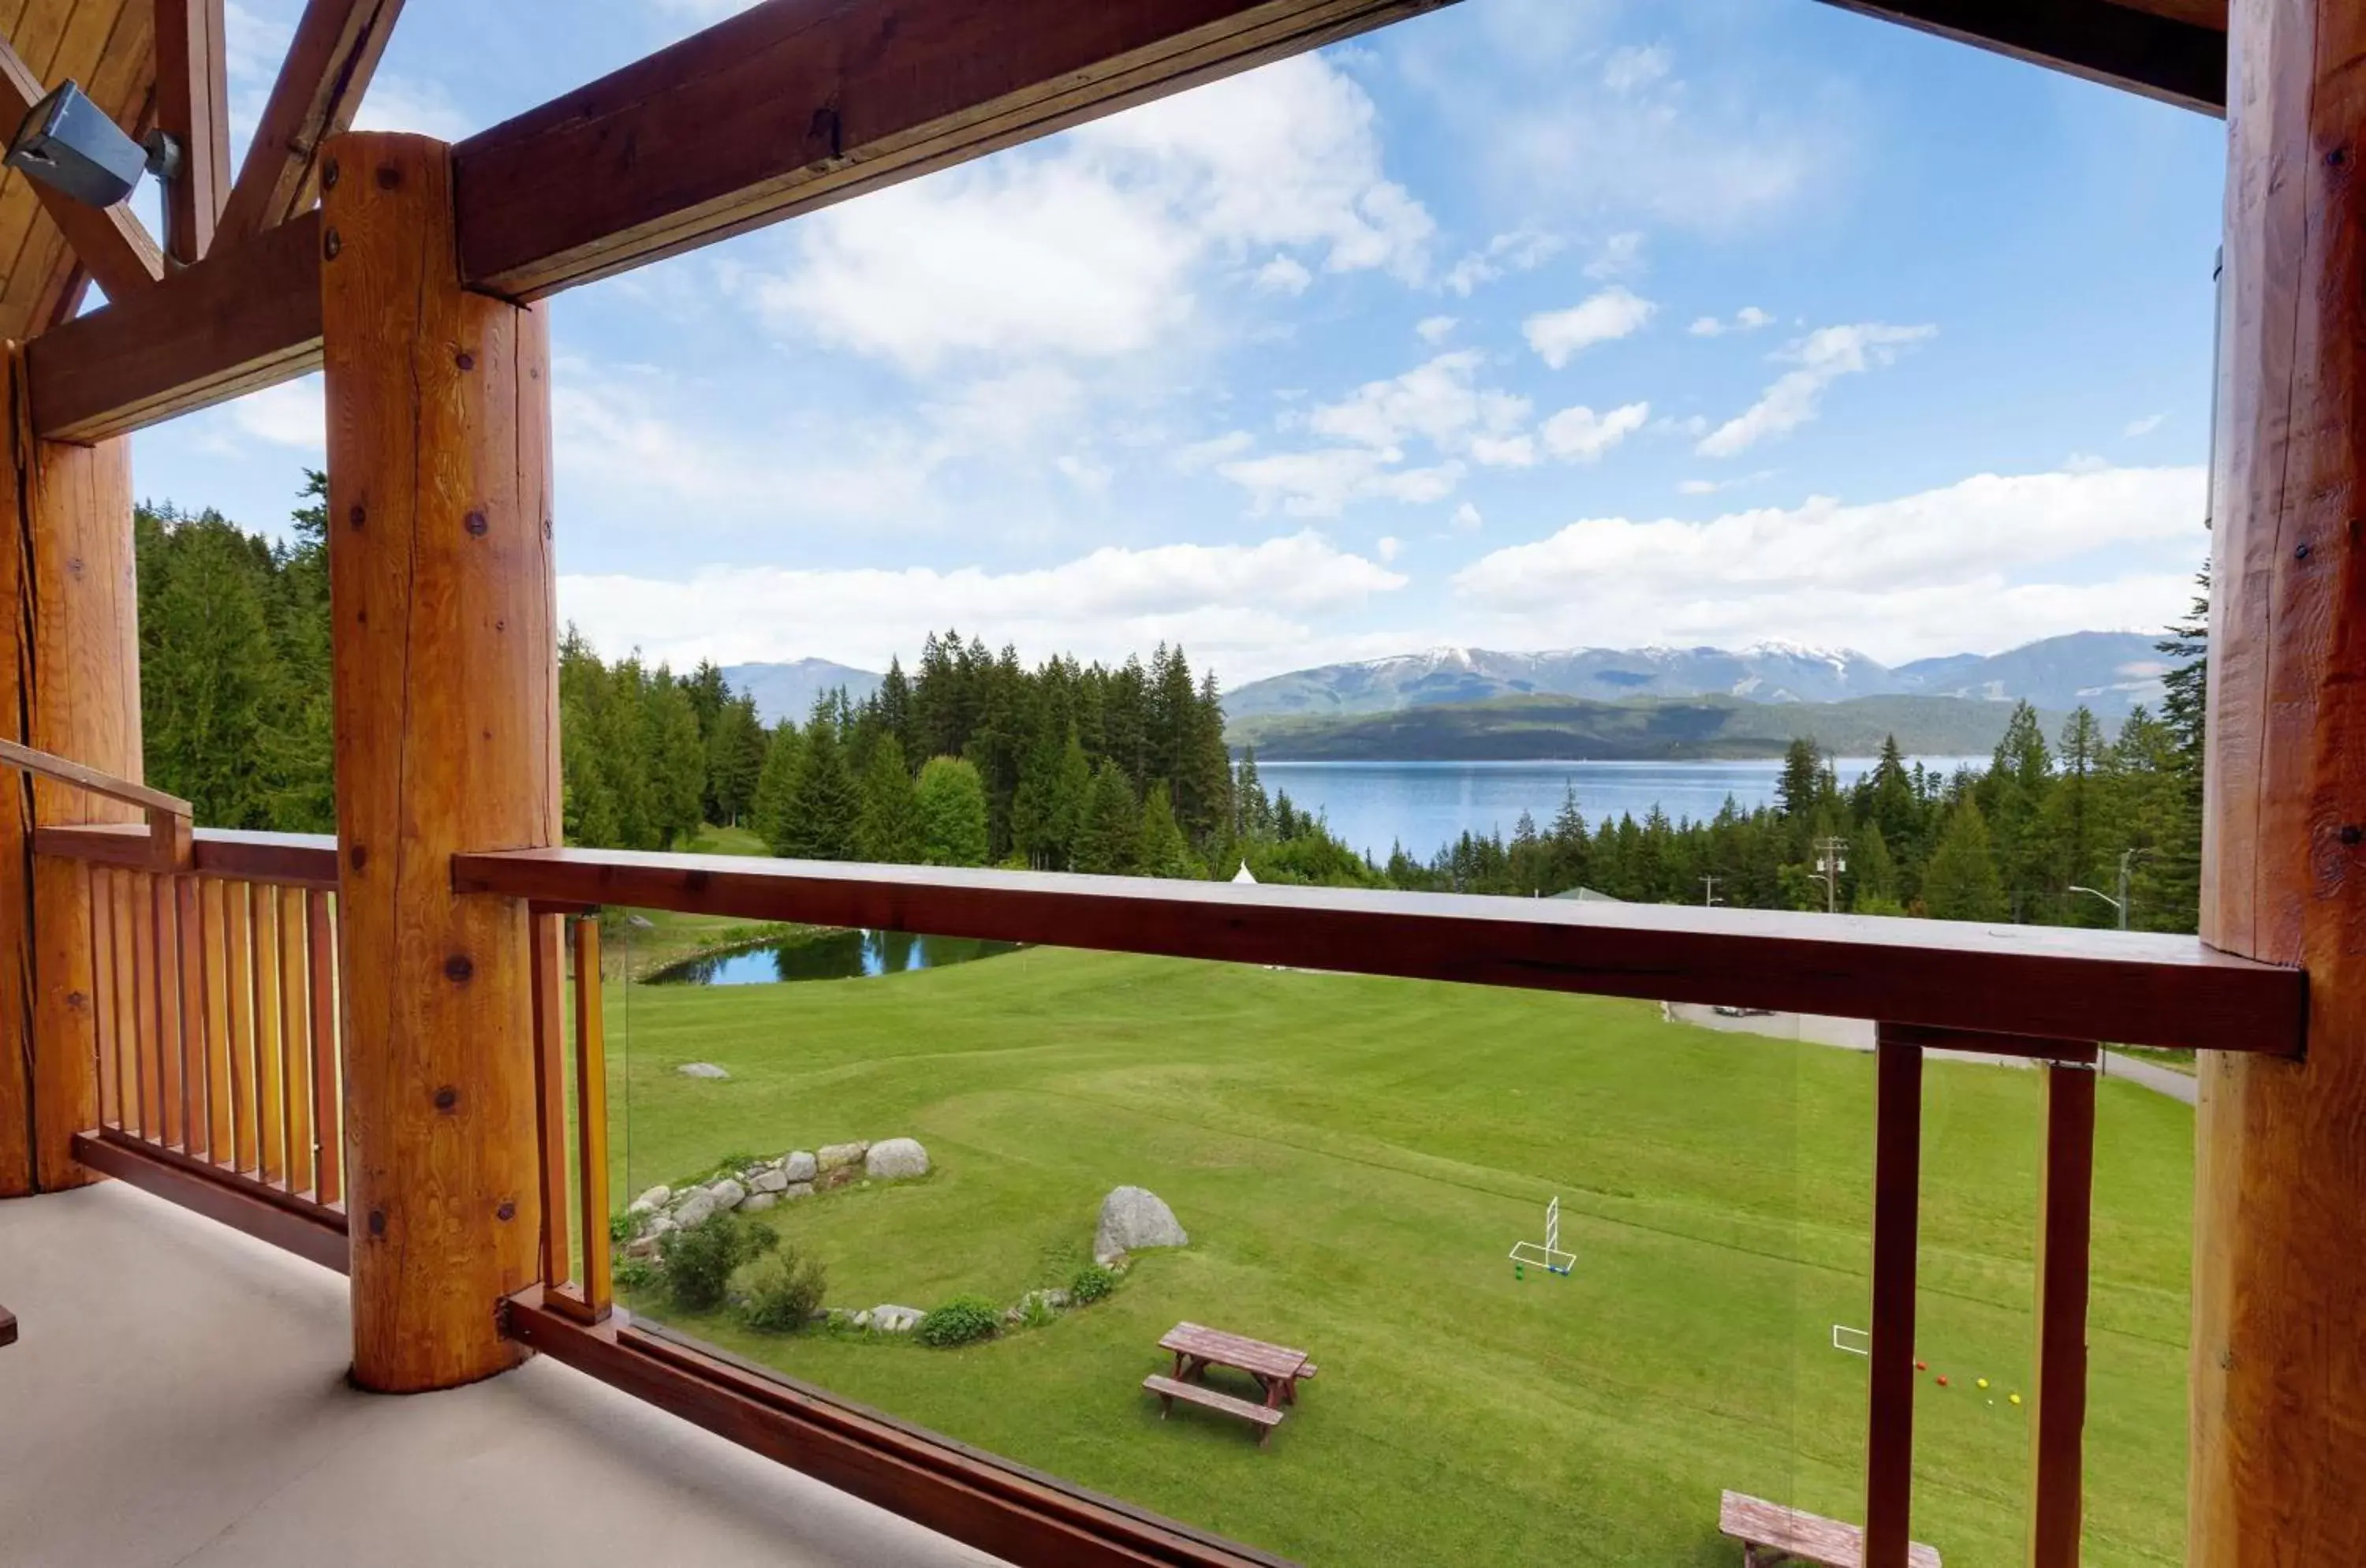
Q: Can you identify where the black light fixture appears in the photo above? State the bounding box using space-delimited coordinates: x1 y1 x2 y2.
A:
5 79 177 210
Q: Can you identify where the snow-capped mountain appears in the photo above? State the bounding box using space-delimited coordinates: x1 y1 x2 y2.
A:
1223 633 2171 722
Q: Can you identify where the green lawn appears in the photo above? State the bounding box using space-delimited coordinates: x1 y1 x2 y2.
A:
595 945 2192 1567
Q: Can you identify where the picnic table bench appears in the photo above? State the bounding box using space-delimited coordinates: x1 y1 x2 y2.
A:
1719 1491 1941 1568
1143 1322 1314 1447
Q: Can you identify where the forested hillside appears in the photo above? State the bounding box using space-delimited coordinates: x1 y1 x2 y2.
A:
132 474 2207 933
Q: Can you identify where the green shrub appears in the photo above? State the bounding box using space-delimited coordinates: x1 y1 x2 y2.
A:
660 1214 777 1312
916 1294 1000 1347
614 1256 659 1294
1069 1263 1118 1304
609 1211 638 1246
737 1245 829 1333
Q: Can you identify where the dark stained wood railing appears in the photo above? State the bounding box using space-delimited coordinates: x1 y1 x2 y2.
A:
459 846 2292 1568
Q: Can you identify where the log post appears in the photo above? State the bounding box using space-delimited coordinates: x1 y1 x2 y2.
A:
2192 0 2366 1560
0 345 142 1197
321 132 558 1391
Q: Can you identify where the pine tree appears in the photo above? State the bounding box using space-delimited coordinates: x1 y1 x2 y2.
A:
780 702 860 859
856 735 924 862
1924 798 2006 921
141 517 278 826
1140 782 1197 879
707 695 768 827
752 721 805 854
915 755 990 867
1074 760 1140 875
642 674 707 847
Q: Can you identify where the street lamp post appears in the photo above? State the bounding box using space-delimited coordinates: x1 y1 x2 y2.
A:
2070 848 2143 931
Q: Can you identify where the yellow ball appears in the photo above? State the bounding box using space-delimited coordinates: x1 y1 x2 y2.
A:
2009 1393 2023 1406
1976 1378 1990 1390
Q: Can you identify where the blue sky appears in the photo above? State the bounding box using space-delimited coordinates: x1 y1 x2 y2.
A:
132 0 2222 686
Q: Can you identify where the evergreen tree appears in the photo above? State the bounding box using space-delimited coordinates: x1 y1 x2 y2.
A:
1075 760 1140 875
1924 798 2006 921
1140 782 1197 879
856 735 924 863
752 721 804 855
140 517 277 826
707 695 768 827
780 701 860 859
915 755 990 867
642 675 707 847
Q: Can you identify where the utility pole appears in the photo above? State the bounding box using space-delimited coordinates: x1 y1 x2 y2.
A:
1701 874 1723 909
1808 837 1848 915
2071 847 2144 931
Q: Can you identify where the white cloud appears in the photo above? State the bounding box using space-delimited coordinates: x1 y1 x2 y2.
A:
1056 454 1113 493
216 375 325 450
1450 465 2206 661
749 53 1431 371
2062 451 2112 475
558 532 1408 680
1540 401 1650 462
1255 255 1314 295
1442 230 1563 297
1306 351 1530 457
354 76 475 140
1376 536 1404 564
1677 470 1775 495
1524 287 1655 368
1689 305 1775 337
1219 449 1466 517
1451 502 1483 532
1696 322 1935 457
1602 45 1674 94
2124 413 2168 437
1174 431 1256 471
1415 315 1459 345
1584 232 1647 281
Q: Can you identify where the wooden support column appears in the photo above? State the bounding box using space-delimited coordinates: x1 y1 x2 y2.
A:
2028 1053 2096 1568
1864 1028 1923 1568
2193 0 2366 1561
322 132 558 1391
0 346 142 1197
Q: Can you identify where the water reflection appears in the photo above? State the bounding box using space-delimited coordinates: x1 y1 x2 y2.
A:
648 928 1019 986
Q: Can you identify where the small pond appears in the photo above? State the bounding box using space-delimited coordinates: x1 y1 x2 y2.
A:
647 928 1020 986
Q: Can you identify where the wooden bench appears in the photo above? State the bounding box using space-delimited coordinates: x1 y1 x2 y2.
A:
1719 1491 1941 1568
1142 1373 1286 1447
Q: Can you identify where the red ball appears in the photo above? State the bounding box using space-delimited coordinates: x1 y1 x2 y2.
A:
1936 1376 1950 1387
1915 1361 1927 1372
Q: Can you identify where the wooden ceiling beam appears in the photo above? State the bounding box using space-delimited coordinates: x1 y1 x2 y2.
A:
153 0 230 261
0 32 161 304
25 207 320 442
450 0 1460 300
1812 0 2227 115
214 0 405 252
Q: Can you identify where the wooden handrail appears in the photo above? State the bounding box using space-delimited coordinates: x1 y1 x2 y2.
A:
36 823 338 886
0 738 192 870
450 846 2306 1055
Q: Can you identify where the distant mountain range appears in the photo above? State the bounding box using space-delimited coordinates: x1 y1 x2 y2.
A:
723 659 881 724
1228 693 2061 763
1224 632 2172 723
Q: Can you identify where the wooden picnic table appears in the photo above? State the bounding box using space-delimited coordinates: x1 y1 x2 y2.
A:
1160 1322 1311 1409
1719 1491 1941 1568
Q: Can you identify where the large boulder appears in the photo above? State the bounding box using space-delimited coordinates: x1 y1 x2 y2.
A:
782 1150 817 1182
677 1062 730 1080
742 1192 778 1213
783 1182 815 1200
815 1141 868 1172
865 1138 930 1180
672 1191 717 1229
707 1177 747 1212
749 1165 788 1195
629 1185 671 1212
1095 1186 1188 1264
870 1305 924 1334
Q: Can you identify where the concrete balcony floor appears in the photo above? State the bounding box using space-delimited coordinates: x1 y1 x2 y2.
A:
0 1180 1003 1567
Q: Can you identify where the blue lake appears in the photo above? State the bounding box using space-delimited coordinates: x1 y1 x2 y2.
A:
650 928 1019 985
1258 758 1985 862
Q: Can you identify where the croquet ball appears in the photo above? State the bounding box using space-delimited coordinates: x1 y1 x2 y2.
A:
1936 1376 1949 1387
2010 1393 2023 1406
1914 1361 1927 1372
1977 1378 1990 1390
